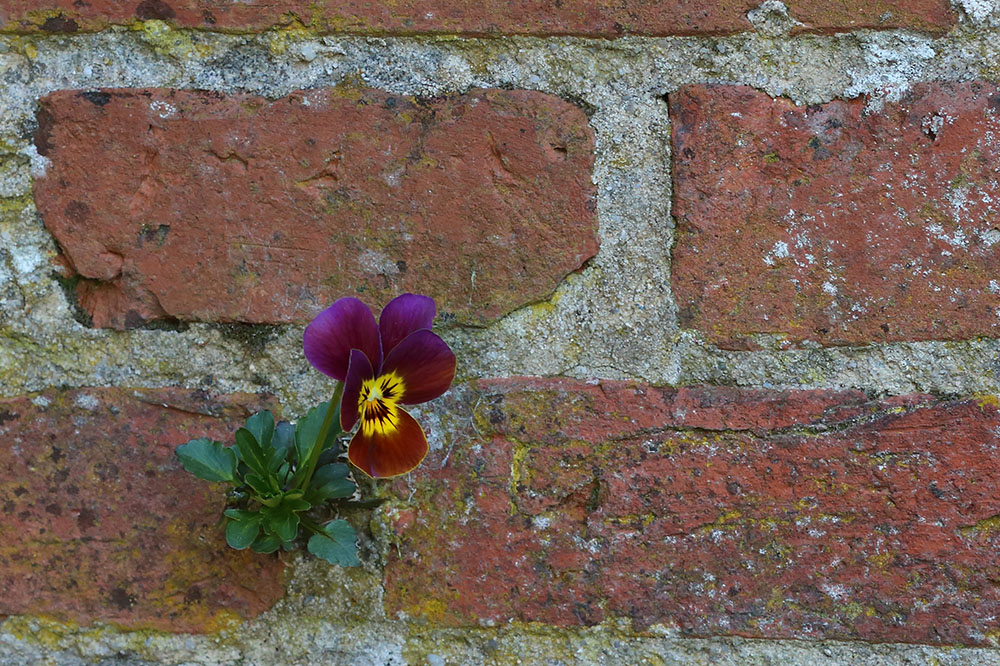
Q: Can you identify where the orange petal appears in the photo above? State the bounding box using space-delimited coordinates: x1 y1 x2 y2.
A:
347 407 428 478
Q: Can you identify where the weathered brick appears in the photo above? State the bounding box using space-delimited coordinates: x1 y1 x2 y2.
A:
385 379 1000 645
33 88 597 328
671 82 1000 349
0 388 285 632
0 0 956 36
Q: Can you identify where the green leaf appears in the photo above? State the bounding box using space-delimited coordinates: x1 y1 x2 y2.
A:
245 410 275 450
175 438 237 483
245 473 275 496
235 427 271 479
306 478 356 503
304 462 354 502
261 498 311 542
250 532 282 554
223 508 257 520
293 401 341 467
225 512 263 550
313 463 350 483
270 421 295 469
307 520 360 566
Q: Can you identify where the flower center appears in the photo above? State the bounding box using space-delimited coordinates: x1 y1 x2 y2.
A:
358 372 405 437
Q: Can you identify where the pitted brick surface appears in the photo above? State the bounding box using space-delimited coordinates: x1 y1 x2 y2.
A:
33 88 597 328
0 0 955 36
385 379 1000 645
671 82 1000 349
0 388 285 632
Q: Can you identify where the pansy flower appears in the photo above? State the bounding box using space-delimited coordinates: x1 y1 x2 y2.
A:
303 294 456 478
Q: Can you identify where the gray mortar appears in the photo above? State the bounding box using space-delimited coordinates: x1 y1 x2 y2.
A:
4 2 1000 663
4 26 1000 404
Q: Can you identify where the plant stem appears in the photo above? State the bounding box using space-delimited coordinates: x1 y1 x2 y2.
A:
296 382 345 492
300 515 326 535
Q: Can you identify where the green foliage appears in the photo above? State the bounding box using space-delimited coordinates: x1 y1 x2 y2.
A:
175 438 237 482
175 403 360 566
308 520 361 566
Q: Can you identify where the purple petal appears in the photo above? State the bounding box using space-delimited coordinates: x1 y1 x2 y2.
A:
381 329 456 405
379 293 436 355
348 407 428 478
340 349 373 432
303 297 381 381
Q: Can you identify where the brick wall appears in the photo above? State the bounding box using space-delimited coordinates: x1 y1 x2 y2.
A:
2 0 1000 663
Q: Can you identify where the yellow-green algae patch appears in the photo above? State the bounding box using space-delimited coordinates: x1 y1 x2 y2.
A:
2 615 216 658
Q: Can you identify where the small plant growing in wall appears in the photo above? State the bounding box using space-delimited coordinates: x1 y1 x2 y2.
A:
174 294 456 565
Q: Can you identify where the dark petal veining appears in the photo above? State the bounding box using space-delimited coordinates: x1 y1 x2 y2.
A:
348 407 428 478
341 348 374 432
381 329 457 405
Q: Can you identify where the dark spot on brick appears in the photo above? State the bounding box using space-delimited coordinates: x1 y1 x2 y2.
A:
2 501 14 513
572 601 600 624
13 486 27 497
0 409 15 426
66 484 79 495
49 446 64 463
183 587 203 604
384 96 398 110
929 482 946 499
34 105 55 157
988 94 1000 113
79 90 111 107
109 586 138 610
45 503 62 516
201 10 216 24
585 197 597 212
137 224 170 248
807 136 821 149
812 147 832 161
136 0 176 20
682 147 696 159
53 469 69 483
881 323 890 334
94 462 119 482
40 14 79 32
124 310 148 329
77 507 97 530
64 200 90 224
726 480 742 495
395 260 407 274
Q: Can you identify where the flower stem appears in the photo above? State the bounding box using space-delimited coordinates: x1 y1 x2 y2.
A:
296 382 345 492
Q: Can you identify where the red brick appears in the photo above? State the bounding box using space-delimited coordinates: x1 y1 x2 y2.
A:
33 88 597 328
0 0 955 35
671 82 1000 349
0 388 285 632
385 379 1000 645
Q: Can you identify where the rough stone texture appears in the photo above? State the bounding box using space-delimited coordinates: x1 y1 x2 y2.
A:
386 378 1000 645
0 387 286 632
671 81 1000 349
4 20 1000 666
0 0 956 37
33 87 597 328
